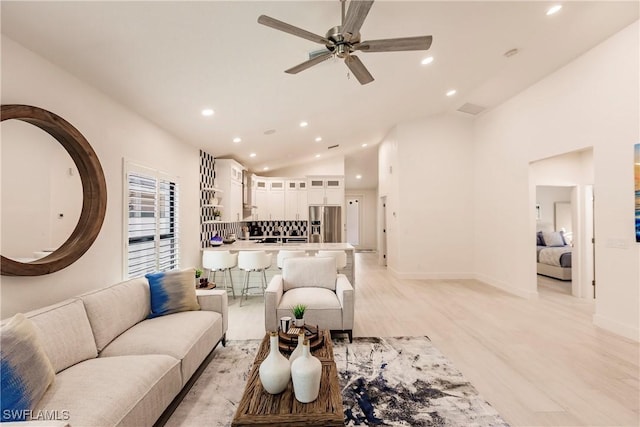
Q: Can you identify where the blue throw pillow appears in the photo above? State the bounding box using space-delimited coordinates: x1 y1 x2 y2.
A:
145 268 200 318
1 313 55 422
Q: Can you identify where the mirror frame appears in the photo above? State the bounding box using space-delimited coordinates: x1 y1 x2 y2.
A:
1 105 107 276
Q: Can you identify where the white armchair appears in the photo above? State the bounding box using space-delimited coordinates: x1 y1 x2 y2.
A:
264 257 354 342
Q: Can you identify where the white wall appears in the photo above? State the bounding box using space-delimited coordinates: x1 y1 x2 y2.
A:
536 186 572 228
378 114 475 278
0 36 201 318
473 21 639 340
378 127 399 267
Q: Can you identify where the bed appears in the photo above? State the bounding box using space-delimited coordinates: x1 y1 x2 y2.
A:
536 229 572 281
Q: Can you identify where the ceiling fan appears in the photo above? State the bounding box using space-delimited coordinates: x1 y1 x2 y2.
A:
257 0 432 85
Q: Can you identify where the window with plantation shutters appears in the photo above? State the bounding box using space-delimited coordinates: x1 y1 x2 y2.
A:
125 165 179 279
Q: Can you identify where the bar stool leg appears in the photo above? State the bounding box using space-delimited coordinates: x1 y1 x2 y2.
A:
227 268 236 299
240 269 251 306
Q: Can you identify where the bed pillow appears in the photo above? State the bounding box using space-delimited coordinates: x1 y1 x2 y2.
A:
536 231 545 246
542 231 565 247
1 313 56 421
145 268 200 318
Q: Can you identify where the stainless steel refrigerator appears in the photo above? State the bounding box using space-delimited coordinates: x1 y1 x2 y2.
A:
308 206 342 243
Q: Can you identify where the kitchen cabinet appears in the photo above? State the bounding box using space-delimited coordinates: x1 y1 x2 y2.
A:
214 159 244 222
307 176 344 205
285 179 308 220
268 180 285 219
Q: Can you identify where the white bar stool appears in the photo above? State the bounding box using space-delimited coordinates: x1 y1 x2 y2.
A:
276 250 307 269
238 251 272 305
315 250 347 271
202 250 238 299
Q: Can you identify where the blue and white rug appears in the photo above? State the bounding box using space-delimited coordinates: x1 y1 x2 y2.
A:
167 336 509 426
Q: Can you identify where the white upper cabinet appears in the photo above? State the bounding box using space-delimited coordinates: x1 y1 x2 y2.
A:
214 159 244 222
285 179 308 220
307 176 344 205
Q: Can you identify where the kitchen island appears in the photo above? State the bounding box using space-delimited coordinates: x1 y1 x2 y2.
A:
202 241 355 287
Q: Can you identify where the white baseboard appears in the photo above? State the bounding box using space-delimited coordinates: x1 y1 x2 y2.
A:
393 271 475 280
474 273 539 299
593 313 640 342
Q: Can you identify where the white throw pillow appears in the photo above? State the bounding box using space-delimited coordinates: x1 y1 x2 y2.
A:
542 231 565 247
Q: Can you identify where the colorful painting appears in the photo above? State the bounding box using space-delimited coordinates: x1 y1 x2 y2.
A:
636 143 640 243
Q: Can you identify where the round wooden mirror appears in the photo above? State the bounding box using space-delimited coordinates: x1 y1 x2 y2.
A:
1 105 107 276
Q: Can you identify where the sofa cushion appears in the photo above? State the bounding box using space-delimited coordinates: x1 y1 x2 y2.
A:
145 268 200 318
25 299 97 374
278 287 343 330
282 257 337 291
34 355 181 427
1 314 56 421
99 311 222 385
79 278 150 352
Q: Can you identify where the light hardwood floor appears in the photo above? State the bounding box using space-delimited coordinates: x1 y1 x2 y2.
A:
226 252 639 427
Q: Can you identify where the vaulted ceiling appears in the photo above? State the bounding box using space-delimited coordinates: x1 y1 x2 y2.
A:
2 1 638 189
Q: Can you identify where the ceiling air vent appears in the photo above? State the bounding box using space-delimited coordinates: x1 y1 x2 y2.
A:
457 103 486 115
327 144 339 150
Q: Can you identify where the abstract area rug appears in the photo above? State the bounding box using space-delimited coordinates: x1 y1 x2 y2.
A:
166 336 509 426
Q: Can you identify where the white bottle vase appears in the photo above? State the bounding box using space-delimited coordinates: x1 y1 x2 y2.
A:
259 332 290 394
289 331 306 365
291 340 322 403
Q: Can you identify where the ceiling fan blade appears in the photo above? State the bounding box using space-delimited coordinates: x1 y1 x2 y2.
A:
354 35 433 52
344 55 374 85
342 0 375 39
285 51 333 74
258 15 332 46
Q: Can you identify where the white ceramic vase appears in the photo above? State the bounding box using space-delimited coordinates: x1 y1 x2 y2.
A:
259 332 290 394
294 318 305 327
289 331 306 365
291 340 322 403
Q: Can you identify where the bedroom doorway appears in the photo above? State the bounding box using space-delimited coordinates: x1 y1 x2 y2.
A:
531 148 595 300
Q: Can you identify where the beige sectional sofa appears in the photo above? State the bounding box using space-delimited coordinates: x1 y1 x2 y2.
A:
4 276 228 427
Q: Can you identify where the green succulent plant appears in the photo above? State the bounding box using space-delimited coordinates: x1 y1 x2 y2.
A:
291 304 306 319
195 269 203 278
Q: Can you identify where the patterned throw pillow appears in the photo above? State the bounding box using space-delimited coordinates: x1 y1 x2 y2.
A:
1 313 56 421
145 268 200 318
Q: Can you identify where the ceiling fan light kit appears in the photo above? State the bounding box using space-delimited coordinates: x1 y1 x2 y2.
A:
257 0 433 85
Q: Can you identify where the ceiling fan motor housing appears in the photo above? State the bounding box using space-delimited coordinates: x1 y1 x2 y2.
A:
326 25 360 57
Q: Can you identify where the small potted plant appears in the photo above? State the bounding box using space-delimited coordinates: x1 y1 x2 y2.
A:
291 304 306 327
213 209 221 221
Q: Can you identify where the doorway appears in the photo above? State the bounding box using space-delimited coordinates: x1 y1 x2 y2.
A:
531 148 595 300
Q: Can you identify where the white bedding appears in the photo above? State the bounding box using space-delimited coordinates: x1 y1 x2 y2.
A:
538 246 572 267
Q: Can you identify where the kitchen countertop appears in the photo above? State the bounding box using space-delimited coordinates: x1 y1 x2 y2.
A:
203 241 354 252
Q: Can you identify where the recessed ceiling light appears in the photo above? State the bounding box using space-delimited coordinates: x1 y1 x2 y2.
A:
233 137 242 143
263 166 269 171
362 143 368 147
315 154 321 158
446 89 457 97
546 4 562 15
201 108 214 117
249 153 256 158
315 137 322 142
421 56 434 65
356 174 362 179
300 121 308 128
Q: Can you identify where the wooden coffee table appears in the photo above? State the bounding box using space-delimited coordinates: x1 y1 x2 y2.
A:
231 329 344 426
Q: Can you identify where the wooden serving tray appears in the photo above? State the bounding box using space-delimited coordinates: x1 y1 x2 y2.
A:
278 324 324 354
